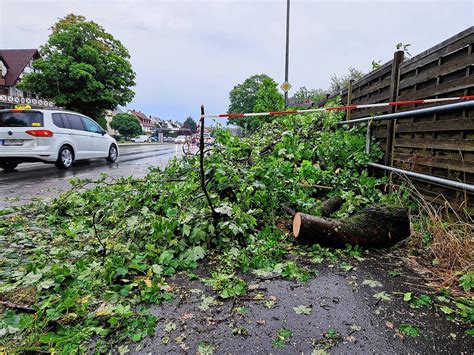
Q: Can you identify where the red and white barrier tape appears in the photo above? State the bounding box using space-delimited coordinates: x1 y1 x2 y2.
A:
202 95 474 119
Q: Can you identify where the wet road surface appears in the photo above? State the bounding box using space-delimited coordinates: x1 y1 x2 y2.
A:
0 143 182 208
130 253 472 354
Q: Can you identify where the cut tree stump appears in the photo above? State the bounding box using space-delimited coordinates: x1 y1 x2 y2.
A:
293 205 410 248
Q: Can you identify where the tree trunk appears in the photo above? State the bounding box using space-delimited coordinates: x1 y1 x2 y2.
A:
293 205 410 248
321 196 344 217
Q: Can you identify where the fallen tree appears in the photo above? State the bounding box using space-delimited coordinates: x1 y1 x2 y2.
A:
293 205 410 248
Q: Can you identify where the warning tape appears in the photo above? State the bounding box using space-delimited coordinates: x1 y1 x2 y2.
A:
202 95 474 119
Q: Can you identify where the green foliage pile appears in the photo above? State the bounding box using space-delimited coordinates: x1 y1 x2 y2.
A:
19 14 136 128
0 106 391 351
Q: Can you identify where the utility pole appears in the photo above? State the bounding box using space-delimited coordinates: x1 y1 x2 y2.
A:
284 0 290 109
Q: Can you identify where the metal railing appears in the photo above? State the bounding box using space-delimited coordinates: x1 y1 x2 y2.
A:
339 102 474 193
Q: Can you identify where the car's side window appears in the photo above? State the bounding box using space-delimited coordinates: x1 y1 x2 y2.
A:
59 114 71 129
81 117 102 134
65 114 86 131
52 113 65 128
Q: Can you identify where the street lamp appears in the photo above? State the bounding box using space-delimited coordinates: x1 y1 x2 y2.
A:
284 0 290 109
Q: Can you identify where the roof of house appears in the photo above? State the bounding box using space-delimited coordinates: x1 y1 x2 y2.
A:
0 49 40 86
129 110 149 121
130 110 155 127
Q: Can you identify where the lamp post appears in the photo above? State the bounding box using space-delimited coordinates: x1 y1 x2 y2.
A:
284 0 290 109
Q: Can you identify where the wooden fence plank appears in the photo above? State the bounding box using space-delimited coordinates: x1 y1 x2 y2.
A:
398 75 473 100
400 28 473 73
399 55 473 90
353 76 391 98
394 153 474 173
395 118 474 133
395 138 474 151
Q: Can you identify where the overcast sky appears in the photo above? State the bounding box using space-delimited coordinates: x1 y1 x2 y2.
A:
0 0 473 123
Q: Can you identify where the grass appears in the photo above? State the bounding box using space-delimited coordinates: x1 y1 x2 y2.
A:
388 178 473 296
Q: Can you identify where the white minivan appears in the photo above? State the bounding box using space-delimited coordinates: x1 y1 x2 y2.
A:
0 108 119 170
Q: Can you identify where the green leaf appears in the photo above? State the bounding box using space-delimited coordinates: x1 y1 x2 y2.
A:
399 324 420 337
131 333 141 342
159 250 173 264
439 306 454 314
164 322 176 333
373 291 391 301
362 279 382 288
459 272 474 292
152 264 163 275
197 341 215 355
199 296 215 311
340 262 353 271
293 305 312 315
39 279 55 289
186 246 206 262
182 224 192 237
403 292 412 302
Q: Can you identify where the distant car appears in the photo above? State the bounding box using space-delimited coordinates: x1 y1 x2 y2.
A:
194 133 214 145
203 133 215 145
150 136 159 142
0 108 119 171
163 137 174 143
174 135 187 144
130 135 149 143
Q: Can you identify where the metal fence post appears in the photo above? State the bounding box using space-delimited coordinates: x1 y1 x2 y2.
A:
384 50 404 167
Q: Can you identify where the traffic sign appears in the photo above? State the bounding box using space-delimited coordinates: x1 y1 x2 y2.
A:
280 81 292 93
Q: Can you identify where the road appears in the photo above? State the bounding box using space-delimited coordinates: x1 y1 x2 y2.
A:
0 143 182 208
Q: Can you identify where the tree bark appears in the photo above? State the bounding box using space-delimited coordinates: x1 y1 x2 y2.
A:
321 196 344 217
293 205 410 248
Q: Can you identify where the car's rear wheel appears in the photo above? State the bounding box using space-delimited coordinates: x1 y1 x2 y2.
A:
55 146 74 169
0 161 19 171
106 144 118 162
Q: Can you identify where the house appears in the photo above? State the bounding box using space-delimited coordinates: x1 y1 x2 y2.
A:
0 49 53 109
128 110 155 134
149 116 162 127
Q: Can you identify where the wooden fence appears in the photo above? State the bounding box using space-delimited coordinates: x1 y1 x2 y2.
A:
318 27 474 213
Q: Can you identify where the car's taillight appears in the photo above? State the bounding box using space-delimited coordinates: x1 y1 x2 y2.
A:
26 130 54 137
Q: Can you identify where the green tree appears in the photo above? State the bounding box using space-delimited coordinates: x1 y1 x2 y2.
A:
329 67 364 94
227 74 271 126
183 116 197 133
110 113 142 137
19 14 136 129
293 86 327 102
253 77 284 113
228 74 284 130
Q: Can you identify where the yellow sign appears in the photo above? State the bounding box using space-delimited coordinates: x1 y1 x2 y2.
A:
14 104 32 109
280 81 292 93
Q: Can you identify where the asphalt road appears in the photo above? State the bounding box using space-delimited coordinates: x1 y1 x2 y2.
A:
0 143 183 208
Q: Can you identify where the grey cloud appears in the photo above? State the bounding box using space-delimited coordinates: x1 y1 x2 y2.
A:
0 0 472 122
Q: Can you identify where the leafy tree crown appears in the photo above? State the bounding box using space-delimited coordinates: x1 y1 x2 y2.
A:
110 113 142 137
19 13 136 126
227 74 283 131
183 116 197 133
